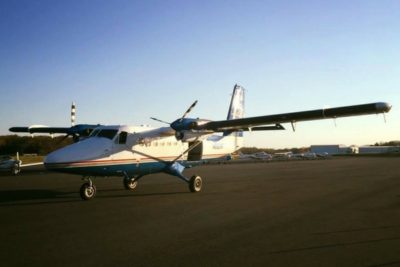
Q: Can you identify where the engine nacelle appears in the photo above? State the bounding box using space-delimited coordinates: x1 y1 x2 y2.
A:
175 130 209 142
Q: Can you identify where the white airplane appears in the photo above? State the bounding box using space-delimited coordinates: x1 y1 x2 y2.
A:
34 84 390 200
238 151 272 160
291 152 317 160
0 153 44 175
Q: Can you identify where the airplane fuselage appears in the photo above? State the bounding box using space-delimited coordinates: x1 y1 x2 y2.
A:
44 125 242 177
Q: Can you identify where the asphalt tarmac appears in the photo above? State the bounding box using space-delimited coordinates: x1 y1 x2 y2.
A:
1 157 400 267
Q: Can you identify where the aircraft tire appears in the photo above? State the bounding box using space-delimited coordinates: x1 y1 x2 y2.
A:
123 178 138 190
80 183 96 200
189 175 202 193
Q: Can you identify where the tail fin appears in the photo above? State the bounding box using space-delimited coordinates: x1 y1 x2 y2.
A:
224 84 245 143
227 84 245 120
71 102 76 126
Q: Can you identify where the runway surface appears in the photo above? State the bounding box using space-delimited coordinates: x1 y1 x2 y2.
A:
1 157 400 267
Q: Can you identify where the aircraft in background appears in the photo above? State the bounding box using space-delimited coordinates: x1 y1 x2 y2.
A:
12 84 391 200
9 102 100 142
238 151 272 160
0 155 21 175
272 152 293 160
291 152 317 160
0 152 44 175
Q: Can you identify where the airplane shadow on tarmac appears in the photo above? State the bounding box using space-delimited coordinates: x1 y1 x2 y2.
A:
0 188 191 206
0 189 79 206
97 190 190 199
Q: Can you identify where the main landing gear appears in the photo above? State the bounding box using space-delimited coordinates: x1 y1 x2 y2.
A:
189 175 202 192
123 175 141 190
80 177 96 200
122 172 202 193
165 162 203 193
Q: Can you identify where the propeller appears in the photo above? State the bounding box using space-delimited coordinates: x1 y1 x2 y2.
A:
151 100 198 131
150 117 170 125
179 100 198 122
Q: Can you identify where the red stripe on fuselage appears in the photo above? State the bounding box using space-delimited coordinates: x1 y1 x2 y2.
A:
45 153 229 169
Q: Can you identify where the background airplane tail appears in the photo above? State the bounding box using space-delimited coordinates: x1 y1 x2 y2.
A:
224 84 244 150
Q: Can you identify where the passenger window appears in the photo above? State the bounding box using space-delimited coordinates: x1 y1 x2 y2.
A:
118 131 127 144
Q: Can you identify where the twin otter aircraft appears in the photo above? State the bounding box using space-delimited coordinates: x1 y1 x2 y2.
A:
11 85 392 200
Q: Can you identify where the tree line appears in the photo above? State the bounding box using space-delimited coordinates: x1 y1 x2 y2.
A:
0 135 398 156
0 135 72 155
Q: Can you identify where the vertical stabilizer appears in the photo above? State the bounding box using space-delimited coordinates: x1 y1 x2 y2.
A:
224 84 245 148
71 102 76 126
227 84 245 120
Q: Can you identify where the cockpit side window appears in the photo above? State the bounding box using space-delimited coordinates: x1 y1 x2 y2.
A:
97 129 118 140
118 131 128 144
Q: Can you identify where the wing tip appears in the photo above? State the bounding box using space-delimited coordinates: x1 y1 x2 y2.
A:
375 102 392 113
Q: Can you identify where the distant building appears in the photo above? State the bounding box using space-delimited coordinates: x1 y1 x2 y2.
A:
310 145 357 155
358 146 400 154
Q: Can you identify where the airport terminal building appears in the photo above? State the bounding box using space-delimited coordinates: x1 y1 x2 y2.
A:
310 145 358 155
311 144 400 155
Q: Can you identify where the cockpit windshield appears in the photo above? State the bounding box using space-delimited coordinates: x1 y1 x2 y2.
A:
89 129 118 140
89 129 101 137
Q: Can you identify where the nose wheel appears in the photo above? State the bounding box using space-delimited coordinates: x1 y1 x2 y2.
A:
80 178 96 200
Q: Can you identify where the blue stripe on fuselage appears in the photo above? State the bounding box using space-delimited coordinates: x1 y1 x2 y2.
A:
45 161 168 177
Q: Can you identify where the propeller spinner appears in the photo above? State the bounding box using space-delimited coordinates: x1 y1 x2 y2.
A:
151 100 199 140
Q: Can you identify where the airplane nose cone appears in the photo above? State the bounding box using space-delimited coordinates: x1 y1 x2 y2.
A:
44 138 112 168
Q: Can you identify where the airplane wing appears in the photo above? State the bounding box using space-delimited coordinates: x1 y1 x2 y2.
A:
10 126 71 134
9 102 100 138
9 124 100 137
196 102 391 131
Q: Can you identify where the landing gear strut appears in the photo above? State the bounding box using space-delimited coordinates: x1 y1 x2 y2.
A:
165 162 203 193
80 177 96 200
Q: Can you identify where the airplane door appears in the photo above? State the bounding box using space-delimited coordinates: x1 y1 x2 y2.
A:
187 141 203 161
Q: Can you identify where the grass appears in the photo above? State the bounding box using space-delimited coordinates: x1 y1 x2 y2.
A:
14 155 45 164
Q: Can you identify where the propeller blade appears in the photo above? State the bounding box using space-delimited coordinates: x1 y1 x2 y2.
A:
150 117 170 124
180 100 198 122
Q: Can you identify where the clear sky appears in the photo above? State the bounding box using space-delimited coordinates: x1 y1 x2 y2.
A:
0 0 398 148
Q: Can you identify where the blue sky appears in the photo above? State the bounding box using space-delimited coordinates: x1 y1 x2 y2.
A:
0 0 398 148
